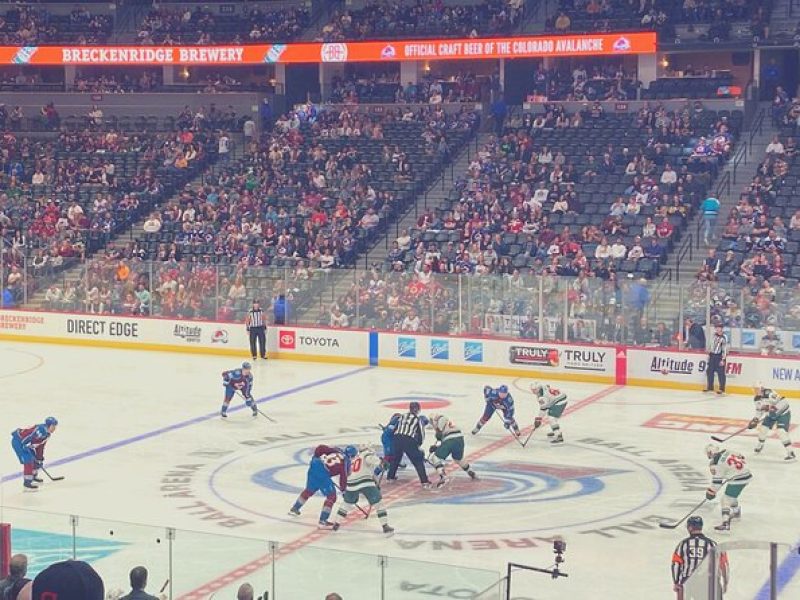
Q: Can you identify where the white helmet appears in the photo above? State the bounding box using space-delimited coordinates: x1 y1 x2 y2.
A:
705 443 721 459
531 382 545 397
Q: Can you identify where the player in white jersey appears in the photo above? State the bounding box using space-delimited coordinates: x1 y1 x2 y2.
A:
705 444 753 531
749 383 796 460
332 445 394 536
428 414 477 488
531 383 568 443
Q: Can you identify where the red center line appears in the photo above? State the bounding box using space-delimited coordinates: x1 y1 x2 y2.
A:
178 384 621 599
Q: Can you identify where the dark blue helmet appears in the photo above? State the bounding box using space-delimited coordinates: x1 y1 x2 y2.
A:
498 385 509 394
242 361 252 370
687 515 703 531
344 445 358 458
45 417 58 428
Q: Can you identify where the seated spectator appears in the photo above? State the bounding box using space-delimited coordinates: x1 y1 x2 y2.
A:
0 554 29 600
765 135 785 156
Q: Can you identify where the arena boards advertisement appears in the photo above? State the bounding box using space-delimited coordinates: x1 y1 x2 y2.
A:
0 310 247 355
626 348 800 398
269 327 369 365
378 332 618 384
0 32 656 66
2 311 799 397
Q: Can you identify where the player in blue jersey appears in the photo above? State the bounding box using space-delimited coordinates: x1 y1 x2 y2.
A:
472 385 520 436
221 362 257 418
289 444 355 529
381 413 401 466
12 417 58 489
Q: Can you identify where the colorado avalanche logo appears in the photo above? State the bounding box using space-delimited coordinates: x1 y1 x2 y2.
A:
380 45 397 59
612 37 632 51
399 461 627 506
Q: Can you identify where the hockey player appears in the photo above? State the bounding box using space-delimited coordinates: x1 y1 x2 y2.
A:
221 362 257 418
429 414 477 487
11 417 58 490
289 445 354 529
531 382 568 444
749 383 796 460
472 385 520 436
380 413 401 467
332 445 394 536
705 443 752 531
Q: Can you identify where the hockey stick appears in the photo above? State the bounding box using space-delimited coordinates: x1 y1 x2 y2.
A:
658 498 707 529
521 426 539 448
40 466 65 482
255 407 277 423
237 392 277 422
159 580 169 594
658 478 730 529
711 425 750 443
333 482 369 518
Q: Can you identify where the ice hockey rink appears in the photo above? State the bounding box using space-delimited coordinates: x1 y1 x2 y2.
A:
2 341 799 600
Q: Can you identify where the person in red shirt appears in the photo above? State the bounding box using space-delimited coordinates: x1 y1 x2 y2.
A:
656 217 674 239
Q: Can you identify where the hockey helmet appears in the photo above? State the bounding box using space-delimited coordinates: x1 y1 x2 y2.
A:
409 401 421 414
242 361 252 370
686 515 703 531
45 416 58 428
344 445 358 458
498 385 509 395
705 443 721 458
531 382 545 396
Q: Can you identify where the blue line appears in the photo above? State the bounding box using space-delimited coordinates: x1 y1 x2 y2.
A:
754 538 800 599
2 366 371 484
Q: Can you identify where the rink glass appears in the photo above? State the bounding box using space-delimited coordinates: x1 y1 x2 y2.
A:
5 259 798 355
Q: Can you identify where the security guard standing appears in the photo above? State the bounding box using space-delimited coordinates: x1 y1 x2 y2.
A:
705 323 728 395
670 516 728 599
245 299 266 361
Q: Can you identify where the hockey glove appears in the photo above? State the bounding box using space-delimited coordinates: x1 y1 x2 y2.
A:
748 417 760 429
705 488 717 501
429 445 439 454
534 417 543 428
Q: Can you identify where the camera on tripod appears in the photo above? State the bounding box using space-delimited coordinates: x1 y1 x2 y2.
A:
552 537 567 578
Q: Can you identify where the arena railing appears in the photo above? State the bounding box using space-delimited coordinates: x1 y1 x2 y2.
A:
2 259 798 356
681 539 800 600
0 506 505 600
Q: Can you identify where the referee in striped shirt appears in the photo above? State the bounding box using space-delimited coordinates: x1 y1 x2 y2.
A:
671 516 728 599
705 323 728 395
387 402 431 487
245 300 266 361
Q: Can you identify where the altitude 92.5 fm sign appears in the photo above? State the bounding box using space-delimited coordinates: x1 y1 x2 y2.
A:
627 348 743 383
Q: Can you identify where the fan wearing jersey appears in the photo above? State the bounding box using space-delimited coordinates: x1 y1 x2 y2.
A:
11 417 58 490
332 445 394 536
429 414 477 487
289 445 353 529
705 444 753 531
531 382 568 444
749 383 796 460
472 385 520 436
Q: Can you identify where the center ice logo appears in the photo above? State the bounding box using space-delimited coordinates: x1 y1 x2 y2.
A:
401 461 627 506
251 455 625 506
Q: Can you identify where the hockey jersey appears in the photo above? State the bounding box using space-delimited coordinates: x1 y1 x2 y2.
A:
485 387 514 413
314 444 350 489
753 389 790 419
709 450 752 492
536 386 567 416
431 415 463 442
14 425 50 460
222 368 253 397
344 447 382 493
